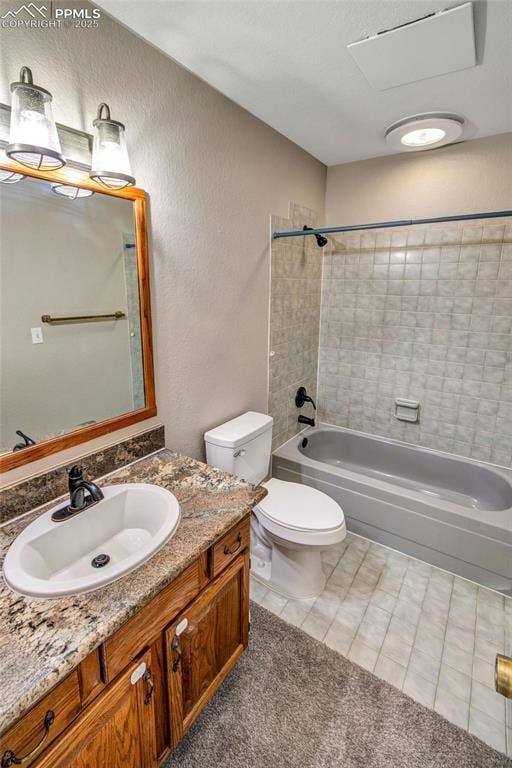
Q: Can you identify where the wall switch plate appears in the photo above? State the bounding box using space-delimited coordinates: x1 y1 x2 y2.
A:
31 327 43 344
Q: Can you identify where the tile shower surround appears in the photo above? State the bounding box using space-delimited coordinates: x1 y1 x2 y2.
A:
317 218 512 467
269 203 323 449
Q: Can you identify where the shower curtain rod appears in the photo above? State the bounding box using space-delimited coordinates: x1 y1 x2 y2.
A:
272 209 512 240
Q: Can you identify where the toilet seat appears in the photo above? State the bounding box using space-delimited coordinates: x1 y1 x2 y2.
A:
255 478 345 547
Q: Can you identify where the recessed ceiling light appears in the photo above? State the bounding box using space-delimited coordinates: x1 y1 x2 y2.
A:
385 113 464 152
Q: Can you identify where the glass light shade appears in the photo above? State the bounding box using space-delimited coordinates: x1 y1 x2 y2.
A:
51 183 94 199
6 67 64 171
401 128 446 147
0 169 25 184
90 103 135 190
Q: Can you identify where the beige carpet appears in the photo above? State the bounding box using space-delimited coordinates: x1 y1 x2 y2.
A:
165 603 511 767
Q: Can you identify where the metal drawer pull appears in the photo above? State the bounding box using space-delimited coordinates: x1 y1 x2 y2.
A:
171 635 182 672
2 710 55 766
224 533 242 556
143 670 154 705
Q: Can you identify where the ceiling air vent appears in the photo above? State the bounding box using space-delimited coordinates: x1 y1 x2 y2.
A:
347 2 476 90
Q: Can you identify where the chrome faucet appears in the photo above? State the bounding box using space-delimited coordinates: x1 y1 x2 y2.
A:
51 465 104 522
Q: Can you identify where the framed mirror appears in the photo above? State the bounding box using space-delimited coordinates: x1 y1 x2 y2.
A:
0 159 156 472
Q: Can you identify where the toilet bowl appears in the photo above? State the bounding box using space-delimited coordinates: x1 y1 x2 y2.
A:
251 478 346 599
204 412 346 600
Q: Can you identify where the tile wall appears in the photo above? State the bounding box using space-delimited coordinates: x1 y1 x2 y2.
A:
317 217 512 467
268 203 323 449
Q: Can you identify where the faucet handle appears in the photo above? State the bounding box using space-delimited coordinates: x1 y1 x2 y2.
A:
67 465 83 494
295 386 317 410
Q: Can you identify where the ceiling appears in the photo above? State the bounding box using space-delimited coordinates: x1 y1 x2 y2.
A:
98 0 512 166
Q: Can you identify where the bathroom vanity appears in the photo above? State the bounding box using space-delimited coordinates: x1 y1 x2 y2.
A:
0 450 265 767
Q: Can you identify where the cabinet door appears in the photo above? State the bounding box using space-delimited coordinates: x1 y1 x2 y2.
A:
33 650 157 768
166 550 249 747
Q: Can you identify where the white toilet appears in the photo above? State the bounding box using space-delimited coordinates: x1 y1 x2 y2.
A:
204 412 346 599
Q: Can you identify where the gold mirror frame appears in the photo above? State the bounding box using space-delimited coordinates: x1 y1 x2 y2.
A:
0 158 156 472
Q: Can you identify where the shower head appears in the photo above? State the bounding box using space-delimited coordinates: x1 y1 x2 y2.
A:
303 225 328 248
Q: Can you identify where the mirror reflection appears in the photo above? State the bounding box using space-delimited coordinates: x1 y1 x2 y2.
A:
0 175 144 455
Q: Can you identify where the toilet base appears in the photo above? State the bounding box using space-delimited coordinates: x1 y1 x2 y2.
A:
250 519 327 600
271 544 326 599
251 547 326 600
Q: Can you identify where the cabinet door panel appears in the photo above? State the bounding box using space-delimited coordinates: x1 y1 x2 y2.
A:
34 651 157 768
166 550 249 747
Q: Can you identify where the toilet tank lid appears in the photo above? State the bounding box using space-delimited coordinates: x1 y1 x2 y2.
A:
204 412 273 448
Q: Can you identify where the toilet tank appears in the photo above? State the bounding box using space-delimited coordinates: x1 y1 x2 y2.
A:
204 412 273 485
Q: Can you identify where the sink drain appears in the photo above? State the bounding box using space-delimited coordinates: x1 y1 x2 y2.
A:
91 553 110 569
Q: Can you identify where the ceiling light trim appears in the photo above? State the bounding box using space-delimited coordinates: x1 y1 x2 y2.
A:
385 112 465 152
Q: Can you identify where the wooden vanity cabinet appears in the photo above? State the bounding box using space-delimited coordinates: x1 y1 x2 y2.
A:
33 649 157 768
166 549 249 747
0 517 251 768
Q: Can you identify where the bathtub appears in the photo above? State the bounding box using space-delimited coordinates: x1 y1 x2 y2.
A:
272 424 512 594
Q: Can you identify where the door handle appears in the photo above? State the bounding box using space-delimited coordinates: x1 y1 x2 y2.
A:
143 669 154 705
495 654 512 698
171 635 182 672
2 710 55 766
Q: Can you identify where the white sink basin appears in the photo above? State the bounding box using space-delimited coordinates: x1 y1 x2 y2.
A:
3 484 181 598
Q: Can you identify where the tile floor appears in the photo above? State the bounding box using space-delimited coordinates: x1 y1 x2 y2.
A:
250 532 512 758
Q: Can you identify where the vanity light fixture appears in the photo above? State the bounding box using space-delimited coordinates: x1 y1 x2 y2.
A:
6 66 64 170
385 113 464 152
89 103 135 190
50 183 94 199
0 168 25 184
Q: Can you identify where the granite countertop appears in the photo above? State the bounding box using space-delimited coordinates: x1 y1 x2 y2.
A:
0 449 266 734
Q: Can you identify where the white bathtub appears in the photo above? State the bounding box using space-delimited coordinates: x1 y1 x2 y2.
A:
272 424 512 594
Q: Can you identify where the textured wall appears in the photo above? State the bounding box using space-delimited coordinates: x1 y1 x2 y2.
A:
269 203 322 449
318 217 512 467
326 134 512 226
0 1 326 485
